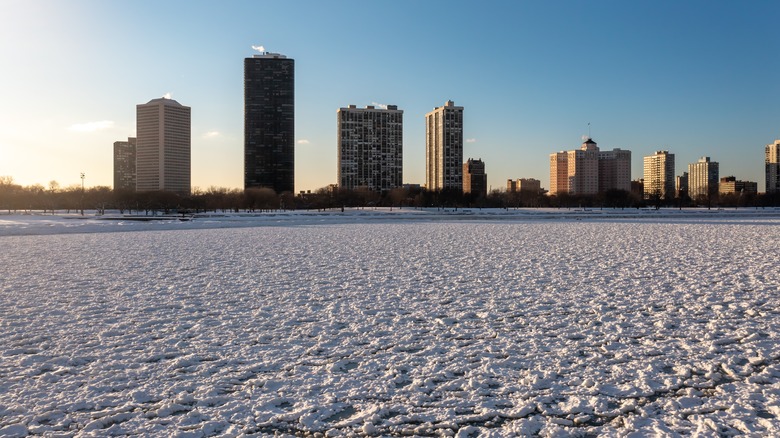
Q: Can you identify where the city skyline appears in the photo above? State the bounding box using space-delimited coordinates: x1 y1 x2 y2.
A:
1 1 779 192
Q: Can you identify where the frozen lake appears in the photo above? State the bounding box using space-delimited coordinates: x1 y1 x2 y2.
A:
1 211 779 436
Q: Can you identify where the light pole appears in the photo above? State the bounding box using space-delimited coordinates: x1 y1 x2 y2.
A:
80 172 85 216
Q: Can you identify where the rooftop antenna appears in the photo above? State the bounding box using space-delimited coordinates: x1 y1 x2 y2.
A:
588 122 591 139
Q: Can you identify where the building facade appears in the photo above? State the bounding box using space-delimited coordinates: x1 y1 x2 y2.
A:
643 150 675 200
549 138 600 195
463 158 487 197
244 52 295 193
426 100 463 191
676 172 689 199
766 140 780 194
337 104 403 192
113 137 136 191
549 152 569 194
507 178 541 193
598 148 631 192
517 178 541 193
136 98 191 194
719 176 757 195
687 157 719 200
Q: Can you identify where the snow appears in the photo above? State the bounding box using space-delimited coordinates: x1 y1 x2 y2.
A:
1 208 779 436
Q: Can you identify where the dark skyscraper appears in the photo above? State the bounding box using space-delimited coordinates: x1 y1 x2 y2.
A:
113 137 136 191
244 52 295 193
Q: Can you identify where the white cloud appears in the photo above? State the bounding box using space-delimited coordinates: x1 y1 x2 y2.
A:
252 45 265 53
466 138 477 143
371 102 388 109
203 131 220 138
68 120 115 132
163 92 172 99
297 139 311 145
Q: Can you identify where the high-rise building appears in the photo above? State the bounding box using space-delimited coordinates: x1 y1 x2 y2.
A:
136 98 191 194
337 104 403 192
463 158 487 197
643 151 675 200
244 52 295 193
766 140 780 194
426 100 463 191
549 152 569 194
687 157 719 200
113 137 136 191
549 138 600 195
598 148 631 192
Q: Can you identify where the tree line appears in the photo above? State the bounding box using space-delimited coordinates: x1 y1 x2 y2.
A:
1 176 779 215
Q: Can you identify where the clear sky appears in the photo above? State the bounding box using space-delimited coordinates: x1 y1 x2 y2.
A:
1 0 779 193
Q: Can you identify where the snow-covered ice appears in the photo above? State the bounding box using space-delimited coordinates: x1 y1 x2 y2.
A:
1 209 779 436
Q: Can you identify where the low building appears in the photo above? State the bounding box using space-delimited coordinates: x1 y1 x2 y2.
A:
463 158 487 197
507 178 541 193
719 176 757 195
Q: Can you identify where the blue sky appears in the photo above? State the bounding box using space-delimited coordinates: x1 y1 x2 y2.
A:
1 0 778 192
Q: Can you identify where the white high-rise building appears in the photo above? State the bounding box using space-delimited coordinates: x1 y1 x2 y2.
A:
136 98 191 194
643 151 676 199
688 157 719 200
766 140 780 194
426 100 463 191
337 104 403 192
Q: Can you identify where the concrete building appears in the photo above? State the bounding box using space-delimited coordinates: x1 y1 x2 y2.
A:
426 100 463 191
631 179 645 199
687 157 719 200
643 151 676 200
766 140 780 194
549 138 600 195
598 148 631 192
136 98 191 194
463 158 487 197
113 137 136 191
676 172 689 199
719 176 757 195
244 52 295 193
337 104 403 192
549 152 569 194
507 178 542 193
518 178 541 193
